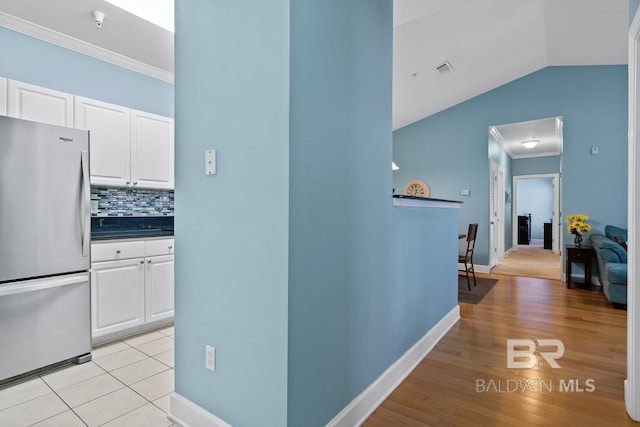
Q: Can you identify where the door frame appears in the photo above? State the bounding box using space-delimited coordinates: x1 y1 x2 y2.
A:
511 173 561 254
626 5 640 420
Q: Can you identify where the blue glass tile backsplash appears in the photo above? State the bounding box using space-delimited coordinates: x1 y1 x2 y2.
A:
91 187 174 217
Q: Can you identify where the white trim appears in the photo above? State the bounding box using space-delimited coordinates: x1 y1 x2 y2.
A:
326 305 460 427
169 392 233 427
0 12 174 84
626 6 640 421
392 198 462 209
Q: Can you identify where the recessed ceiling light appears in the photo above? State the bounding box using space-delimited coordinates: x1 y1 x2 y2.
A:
105 0 174 33
522 139 539 149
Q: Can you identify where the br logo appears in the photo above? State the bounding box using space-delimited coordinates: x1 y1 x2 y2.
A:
506 339 565 369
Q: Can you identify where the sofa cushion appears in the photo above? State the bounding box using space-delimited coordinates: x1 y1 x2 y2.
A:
591 234 627 263
605 225 628 248
606 262 627 285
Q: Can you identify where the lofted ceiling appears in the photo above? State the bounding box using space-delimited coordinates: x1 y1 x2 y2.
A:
393 0 629 130
0 0 630 139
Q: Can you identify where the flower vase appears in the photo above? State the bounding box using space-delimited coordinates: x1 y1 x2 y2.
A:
574 233 583 248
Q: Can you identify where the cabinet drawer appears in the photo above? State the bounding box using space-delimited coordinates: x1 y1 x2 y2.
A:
145 238 175 257
91 241 145 262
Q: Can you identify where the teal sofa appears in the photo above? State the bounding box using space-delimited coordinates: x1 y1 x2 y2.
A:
590 225 627 308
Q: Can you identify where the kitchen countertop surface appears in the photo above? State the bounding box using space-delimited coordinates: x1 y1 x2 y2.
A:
91 216 174 241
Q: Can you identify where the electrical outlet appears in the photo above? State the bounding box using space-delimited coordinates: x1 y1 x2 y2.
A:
206 345 215 371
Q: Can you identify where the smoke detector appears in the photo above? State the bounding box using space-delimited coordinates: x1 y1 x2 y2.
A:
434 61 454 75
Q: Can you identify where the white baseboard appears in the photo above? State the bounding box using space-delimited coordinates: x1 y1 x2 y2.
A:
503 247 513 257
326 305 461 427
458 263 491 274
169 392 232 427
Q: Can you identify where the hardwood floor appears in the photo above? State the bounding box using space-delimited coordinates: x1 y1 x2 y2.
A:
363 273 631 426
490 240 561 280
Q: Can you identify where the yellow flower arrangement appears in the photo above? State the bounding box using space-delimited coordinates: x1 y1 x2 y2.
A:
566 214 591 235
566 214 591 248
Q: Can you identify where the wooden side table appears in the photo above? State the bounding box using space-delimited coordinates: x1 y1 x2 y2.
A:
566 246 595 289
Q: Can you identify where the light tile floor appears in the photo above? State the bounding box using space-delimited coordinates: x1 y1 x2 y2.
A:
0 326 177 427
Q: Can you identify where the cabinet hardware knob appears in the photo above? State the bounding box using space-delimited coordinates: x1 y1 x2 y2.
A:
133 181 138 185
116 250 121 254
126 182 130 185
140 260 144 264
168 245 173 249
147 260 152 263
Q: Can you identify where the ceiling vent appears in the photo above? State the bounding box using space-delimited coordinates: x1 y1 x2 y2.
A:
434 61 454 75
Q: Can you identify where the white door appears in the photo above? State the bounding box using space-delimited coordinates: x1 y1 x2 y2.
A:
91 258 146 339
7 80 73 127
497 165 506 258
489 160 498 268
145 254 175 323
131 109 174 189
75 96 131 187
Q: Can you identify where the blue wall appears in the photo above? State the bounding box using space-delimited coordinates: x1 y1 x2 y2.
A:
632 0 640 24
394 66 628 265
517 178 553 239
175 0 290 426
0 27 173 117
288 1 396 424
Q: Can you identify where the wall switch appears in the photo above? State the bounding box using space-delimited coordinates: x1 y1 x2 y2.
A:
591 146 599 155
206 345 216 371
460 189 470 196
205 149 216 175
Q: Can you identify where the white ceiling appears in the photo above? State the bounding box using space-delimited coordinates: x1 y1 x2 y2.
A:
0 0 630 136
491 116 563 159
393 0 629 130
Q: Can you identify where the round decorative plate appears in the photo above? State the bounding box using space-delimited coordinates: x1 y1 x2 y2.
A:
403 179 430 197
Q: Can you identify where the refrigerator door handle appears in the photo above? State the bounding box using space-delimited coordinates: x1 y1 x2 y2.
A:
0 274 88 297
81 150 90 257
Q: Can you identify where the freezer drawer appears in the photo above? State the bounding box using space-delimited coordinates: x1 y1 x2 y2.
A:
0 273 91 382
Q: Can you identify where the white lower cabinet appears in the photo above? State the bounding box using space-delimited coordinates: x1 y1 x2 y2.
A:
91 258 146 338
91 238 174 342
145 254 175 323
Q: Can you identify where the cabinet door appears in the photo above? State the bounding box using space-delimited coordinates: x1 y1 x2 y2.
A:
75 96 131 187
0 77 6 116
145 254 174 323
91 258 145 339
7 80 73 126
131 110 174 189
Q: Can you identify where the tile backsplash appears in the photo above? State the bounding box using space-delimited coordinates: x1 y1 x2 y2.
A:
91 187 174 217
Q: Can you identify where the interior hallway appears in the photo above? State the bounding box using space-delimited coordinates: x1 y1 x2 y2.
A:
490 239 562 280
364 272 630 426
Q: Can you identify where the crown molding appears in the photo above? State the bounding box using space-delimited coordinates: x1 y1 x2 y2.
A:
0 11 174 84
489 126 514 157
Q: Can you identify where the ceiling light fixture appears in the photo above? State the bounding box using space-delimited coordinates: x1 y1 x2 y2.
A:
392 162 399 171
521 139 539 149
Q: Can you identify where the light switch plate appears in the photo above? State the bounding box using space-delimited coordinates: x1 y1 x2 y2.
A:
460 189 470 196
205 149 216 175
591 146 599 155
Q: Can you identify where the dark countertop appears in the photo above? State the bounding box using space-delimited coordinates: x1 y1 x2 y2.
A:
91 216 174 241
393 195 463 204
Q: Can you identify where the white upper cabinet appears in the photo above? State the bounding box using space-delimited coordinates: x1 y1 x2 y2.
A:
0 78 6 116
75 96 131 187
131 110 174 190
7 80 73 127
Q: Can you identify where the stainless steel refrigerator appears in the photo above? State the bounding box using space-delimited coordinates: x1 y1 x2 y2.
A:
0 115 92 382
